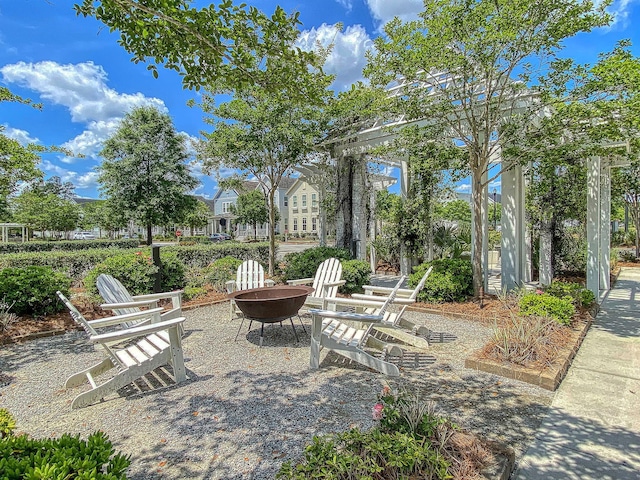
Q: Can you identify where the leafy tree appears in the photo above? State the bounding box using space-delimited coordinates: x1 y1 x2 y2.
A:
79 200 127 237
199 53 332 274
181 198 211 236
0 88 44 219
436 199 471 224
12 191 80 238
364 0 610 296
98 106 199 245
232 190 269 240
74 0 320 99
615 161 640 257
28 176 76 199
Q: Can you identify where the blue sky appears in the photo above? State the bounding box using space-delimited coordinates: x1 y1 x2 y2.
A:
1 0 639 199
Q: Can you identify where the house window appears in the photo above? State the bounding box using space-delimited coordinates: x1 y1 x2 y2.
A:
302 195 307 208
284 220 288 232
302 217 307 231
293 196 298 208
311 193 317 207
284 196 288 207
312 217 317 231
222 202 231 213
293 218 298 231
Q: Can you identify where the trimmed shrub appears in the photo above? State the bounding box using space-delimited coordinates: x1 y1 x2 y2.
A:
0 239 139 254
84 250 185 297
0 243 270 282
0 409 15 439
281 246 350 281
204 256 243 292
0 266 71 315
519 292 575 325
0 430 130 479
544 281 596 308
340 259 371 294
179 236 210 243
409 259 473 303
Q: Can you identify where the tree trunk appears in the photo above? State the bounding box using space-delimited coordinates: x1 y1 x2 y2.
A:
336 155 354 252
471 165 484 298
146 223 152 245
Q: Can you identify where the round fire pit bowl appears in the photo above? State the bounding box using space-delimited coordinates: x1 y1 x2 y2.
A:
228 285 314 346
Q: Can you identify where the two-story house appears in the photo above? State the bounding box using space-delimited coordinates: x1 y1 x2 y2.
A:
286 178 321 236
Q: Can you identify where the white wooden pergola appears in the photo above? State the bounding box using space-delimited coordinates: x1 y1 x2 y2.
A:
0 223 28 243
321 75 624 298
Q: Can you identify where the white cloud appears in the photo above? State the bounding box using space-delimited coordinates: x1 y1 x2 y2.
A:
488 180 501 190
1 124 39 145
1 61 166 123
40 160 100 192
335 0 353 13
455 183 471 192
297 24 374 90
604 0 636 27
365 0 423 28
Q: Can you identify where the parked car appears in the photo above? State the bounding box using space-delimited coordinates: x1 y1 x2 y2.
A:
209 233 232 242
73 232 96 240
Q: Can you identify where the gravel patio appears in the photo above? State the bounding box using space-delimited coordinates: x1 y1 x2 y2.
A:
0 302 553 479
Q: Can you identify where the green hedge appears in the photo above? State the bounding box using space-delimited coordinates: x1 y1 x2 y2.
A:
409 258 473 303
0 243 271 282
0 239 140 254
340 259 371 294
519 292 575 325
281 246 351 281
0 266 71 316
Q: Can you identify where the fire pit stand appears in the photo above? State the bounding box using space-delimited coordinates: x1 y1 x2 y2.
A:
228 286 314 347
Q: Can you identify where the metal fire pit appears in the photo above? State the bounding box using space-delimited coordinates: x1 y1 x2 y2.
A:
229 285 314 346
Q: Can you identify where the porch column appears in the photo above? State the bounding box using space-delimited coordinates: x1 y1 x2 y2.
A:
600 161 611 291
586 156 601 297
501 164 525 291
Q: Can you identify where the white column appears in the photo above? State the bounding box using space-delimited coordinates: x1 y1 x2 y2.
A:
586 156 601 297
500 167 526 291
399 157 411 275
600 162 611 291
369 188 377 273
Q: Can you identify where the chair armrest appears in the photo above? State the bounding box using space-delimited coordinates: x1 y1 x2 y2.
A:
322 297 411 310
132 291 183 301
350 293 415 305
100 299 160 310
90 317 185 343
87 307 166 328
362 285 414 297
265 279 275 287
287 278 313 286
309 309 383 324
323 280 346 288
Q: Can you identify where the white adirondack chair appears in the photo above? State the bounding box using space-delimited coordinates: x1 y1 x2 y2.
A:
96 274 183 326
309 277 405 376
286 257 346 310
344 266 434 349
57 291 187 409
225 260 275 321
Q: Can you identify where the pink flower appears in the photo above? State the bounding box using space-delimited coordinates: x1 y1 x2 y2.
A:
381 386 391 397
372 403 384 420
536 289 543 295
135 251 143 256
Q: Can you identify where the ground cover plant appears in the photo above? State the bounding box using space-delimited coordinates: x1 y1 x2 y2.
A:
0 409 131 479
0 239 139 254
278 387 494 479
409 258 473 303
0 266 71 316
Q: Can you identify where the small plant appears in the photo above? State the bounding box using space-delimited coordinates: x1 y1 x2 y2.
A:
519 291 575 325
483 315 568 367
339 259 371 294
0 299 18 332
204 256 243 292
0 430 130 479
0 266 71 316
0 409 16 438
409 258 473 303
544 281 595 308
183 286 208 301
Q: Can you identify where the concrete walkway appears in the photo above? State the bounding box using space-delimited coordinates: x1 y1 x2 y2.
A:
514 267 640 479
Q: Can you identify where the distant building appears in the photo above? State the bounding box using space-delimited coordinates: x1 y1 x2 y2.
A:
286 178 321 236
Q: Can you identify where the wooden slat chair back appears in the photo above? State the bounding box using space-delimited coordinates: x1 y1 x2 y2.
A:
57 291 187 409
346 266 434 349
309 276 405 376
287 257 346 309
225 260 275 320
96 274 183 328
